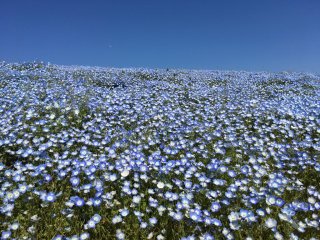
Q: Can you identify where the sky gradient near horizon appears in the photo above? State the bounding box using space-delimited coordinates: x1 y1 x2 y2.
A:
1 0 320 72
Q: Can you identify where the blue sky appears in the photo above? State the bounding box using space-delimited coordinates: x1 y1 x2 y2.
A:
1 0 319 72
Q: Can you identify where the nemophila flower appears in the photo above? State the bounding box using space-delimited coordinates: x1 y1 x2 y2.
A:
297 202 310 211
308 197 316 204
240 165 250 175
116 229 125 240
121 169 130 177
120 209 129 217
70 177 80 186
227 170 237 178
13 173 24 182
112 215 123 224
249 197 259 205
81 183 93 192
278 213 291 222
212 218 222 226
45 192 56 202
228 212 240 222
70 235 79 240
80 232 90 240
52 234 64 240
181 197 191 208
12 189 20 199
157 182 165 189
85 219 96 229
265 218 277 229
132 195 141 204
230 221 240 230
189 210 201 222
110 174 117 182
184 181 193 189
58 170 67 178
4 191 15 202
225 191 233 199
92 214 101 223
200 233 215 240
157 234 165 240
164 191 172 199
10 222 19 230
281 206 296 217
1 230 11 239
290 233 299 240
157 205 166 215
204 217 213 225
0 162 5 170
71 196 85 207
1 203 15 216
240 209 249 218
274 231 283 240
275 198 285 207
149 217 158 225
43 174 52 182
131 188 138 195
92 197 102 207
266 195 277 205
181 235 196 240
218 165 227 173
211 202 221 212
140 222 148 228
172 211 183 221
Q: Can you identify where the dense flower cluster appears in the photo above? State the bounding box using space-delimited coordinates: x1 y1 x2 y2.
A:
0 62 319 239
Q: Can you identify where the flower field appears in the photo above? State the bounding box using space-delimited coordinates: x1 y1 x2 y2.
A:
0 62 319 239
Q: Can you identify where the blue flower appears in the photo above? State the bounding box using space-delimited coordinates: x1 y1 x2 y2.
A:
93 197 102 207
92 214 101 223
45 192 56 202
71 196 85 207
256 208 266 216
266 195 277 206
120 209 129 217
173 211 183 221
70 177 80 187
202 233 215 240
181 235 195 240
86 219 96 229
1 231 11 239
275 198 285 207
189 211 201 222
211 202 221 212
249 197 259 205
149 217 158 225
212 218 222 226
184 181 192 189
80 232 90 240
116 229 125 240
52 234 64 240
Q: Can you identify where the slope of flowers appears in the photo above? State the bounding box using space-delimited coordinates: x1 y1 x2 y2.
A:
0 62 319 239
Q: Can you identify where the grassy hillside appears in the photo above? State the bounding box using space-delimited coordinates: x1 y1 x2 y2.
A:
0 62 319 239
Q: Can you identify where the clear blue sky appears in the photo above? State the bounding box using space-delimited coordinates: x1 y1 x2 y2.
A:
1 0 319 72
